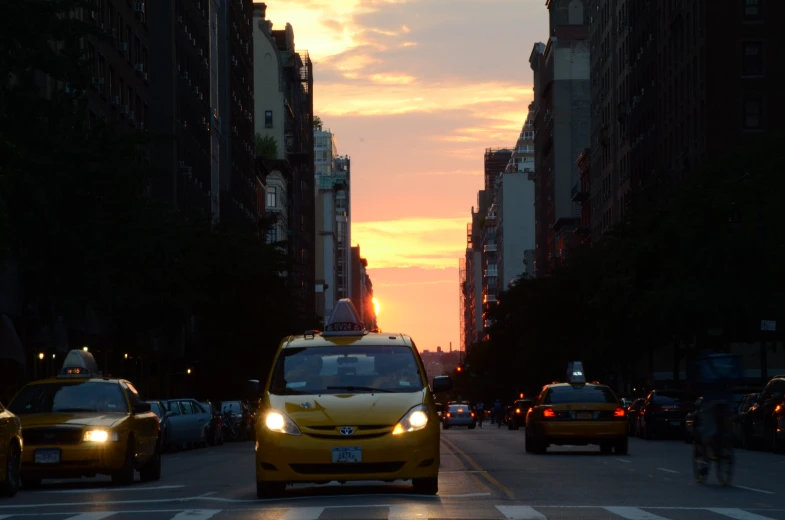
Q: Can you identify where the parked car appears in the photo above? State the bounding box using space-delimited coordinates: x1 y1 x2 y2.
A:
146 400 173 450
638 389 692 439
200 401 224 446
164 399 212 449
741 375 785 451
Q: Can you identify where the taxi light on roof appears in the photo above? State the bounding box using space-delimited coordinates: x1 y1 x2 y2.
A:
58 349 101 378
321 299 367 337
566 361 586 385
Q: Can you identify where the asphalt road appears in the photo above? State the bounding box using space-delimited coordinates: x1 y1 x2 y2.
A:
2 425 785 519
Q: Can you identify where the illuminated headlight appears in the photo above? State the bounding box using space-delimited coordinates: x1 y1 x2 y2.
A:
264 411 301 436
83 430 118 442
393 405 429 435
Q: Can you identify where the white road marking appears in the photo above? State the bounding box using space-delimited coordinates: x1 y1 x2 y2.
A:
604 507 671 519
734 485 775 494
42 485 186 494
657 468 679 474
170 510 221 520
496 505 547 519
64 514 117 520
616 458 631 463
278 506 325 520
388 504 430 519
709 509 777 520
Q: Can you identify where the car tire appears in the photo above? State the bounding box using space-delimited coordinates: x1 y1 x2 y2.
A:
412 476 438 495
615 436 629 455
256 481 285 499
0 442 21 497
139 439 162 482
112 436 136 486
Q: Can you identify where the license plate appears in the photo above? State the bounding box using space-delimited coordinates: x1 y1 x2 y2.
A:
670 420 681 426
578 412 592 419
34 449 61 465
332 446 362 463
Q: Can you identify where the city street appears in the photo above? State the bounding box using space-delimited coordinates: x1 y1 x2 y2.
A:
2 427 785 519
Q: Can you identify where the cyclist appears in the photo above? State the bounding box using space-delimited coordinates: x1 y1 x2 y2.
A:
691 351 741 478
476 401 484 427
493 399 504 428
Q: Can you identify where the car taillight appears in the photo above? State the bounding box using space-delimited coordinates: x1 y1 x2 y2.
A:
543 408 556 418
446 412 452 418
471 412 475 417
614 407 625 417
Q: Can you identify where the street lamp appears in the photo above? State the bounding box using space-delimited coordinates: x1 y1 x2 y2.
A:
187 368 192 375
83 346 89 352
124 353 128 359
38 353 44 360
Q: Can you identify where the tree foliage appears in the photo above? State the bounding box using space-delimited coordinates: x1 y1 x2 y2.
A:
0 0 299 399
461 135 785 400
254 133 278 159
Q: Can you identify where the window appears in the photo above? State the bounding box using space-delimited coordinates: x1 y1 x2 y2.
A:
266 186 276 208
523 131 535 139
542 385 618 404
743 95 763 130
264 110 273 128
742 42 763 76
743 0 761 20
266 227 277 244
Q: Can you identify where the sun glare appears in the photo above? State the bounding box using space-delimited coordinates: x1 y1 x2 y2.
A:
372 297 380 317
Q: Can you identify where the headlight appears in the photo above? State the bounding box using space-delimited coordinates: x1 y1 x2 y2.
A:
83 430 118 442
264 410 301 436
393 404 429 435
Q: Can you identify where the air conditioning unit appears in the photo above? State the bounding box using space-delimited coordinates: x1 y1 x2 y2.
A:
119 42 129 53
134 63 144 74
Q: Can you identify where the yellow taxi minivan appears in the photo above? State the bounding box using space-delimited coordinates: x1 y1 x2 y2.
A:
254 299 453 498
7 350 161 488
525 362 628 455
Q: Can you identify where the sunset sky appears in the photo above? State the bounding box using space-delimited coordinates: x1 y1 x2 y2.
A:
265 0 548 352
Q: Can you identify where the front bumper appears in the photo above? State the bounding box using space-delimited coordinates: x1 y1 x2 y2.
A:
539 420 627 444
21 442 127 478
255 426 440 483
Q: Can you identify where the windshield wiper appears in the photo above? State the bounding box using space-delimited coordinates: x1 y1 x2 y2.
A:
326 386 392 393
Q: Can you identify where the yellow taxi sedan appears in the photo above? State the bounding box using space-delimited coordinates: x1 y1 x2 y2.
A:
0 400 22 497
255 299 453 498
525 365 628 455
7 350 161 488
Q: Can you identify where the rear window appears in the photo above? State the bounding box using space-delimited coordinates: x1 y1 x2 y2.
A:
448 404 470 412
652 392 688 405
543 385 618 404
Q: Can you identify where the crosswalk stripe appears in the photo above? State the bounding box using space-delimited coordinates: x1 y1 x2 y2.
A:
65 513 117 520
603 507 671 520
496 505 547 520
169 510 222 520
389 504 430 519
708 509 777 520
278 506 325 520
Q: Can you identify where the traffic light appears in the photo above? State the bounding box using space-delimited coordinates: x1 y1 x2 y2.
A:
519 392 524 398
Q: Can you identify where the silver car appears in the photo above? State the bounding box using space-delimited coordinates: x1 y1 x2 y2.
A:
443 403 476 430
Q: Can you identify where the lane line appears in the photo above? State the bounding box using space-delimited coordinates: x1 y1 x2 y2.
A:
439 437 492 495
604 507 671 519
41 485 186 494
65 514 118 520
708 509 777 520
496 505 547 519
657 468 679 474
734 485 775 495
616 458 631 463
170 510 222 520
440 435 515 500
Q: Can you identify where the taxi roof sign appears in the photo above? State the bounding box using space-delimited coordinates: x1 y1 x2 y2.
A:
566 361 586 385
322 299 367 337
58 349 102 378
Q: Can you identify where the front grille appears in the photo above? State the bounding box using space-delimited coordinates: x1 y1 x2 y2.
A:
290 462 405 475
306 425 392 431
302 425 393 439
23 427 83 446
306 433 387 440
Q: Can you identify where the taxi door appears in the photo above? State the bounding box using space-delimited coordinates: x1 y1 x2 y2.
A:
121 382 159 460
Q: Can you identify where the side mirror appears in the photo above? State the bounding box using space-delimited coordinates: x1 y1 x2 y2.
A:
432 375 453 394
133 402 152 414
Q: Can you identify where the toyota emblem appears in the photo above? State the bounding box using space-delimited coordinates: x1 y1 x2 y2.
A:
339 426 355 436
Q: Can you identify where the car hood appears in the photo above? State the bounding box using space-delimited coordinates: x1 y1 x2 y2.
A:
266 390 426 427
18 413 127 429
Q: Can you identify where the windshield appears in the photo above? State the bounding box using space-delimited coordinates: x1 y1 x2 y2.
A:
9 381 129 415
269 345 425 395
221 401 243 413
543 386 618 404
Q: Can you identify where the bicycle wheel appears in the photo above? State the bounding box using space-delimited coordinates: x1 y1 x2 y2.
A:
693 440 710 484
716 436 734 486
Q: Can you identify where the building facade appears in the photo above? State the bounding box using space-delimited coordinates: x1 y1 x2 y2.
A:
495 172 535 290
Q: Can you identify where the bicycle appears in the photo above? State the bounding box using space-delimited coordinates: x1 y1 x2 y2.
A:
692 401 734 486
